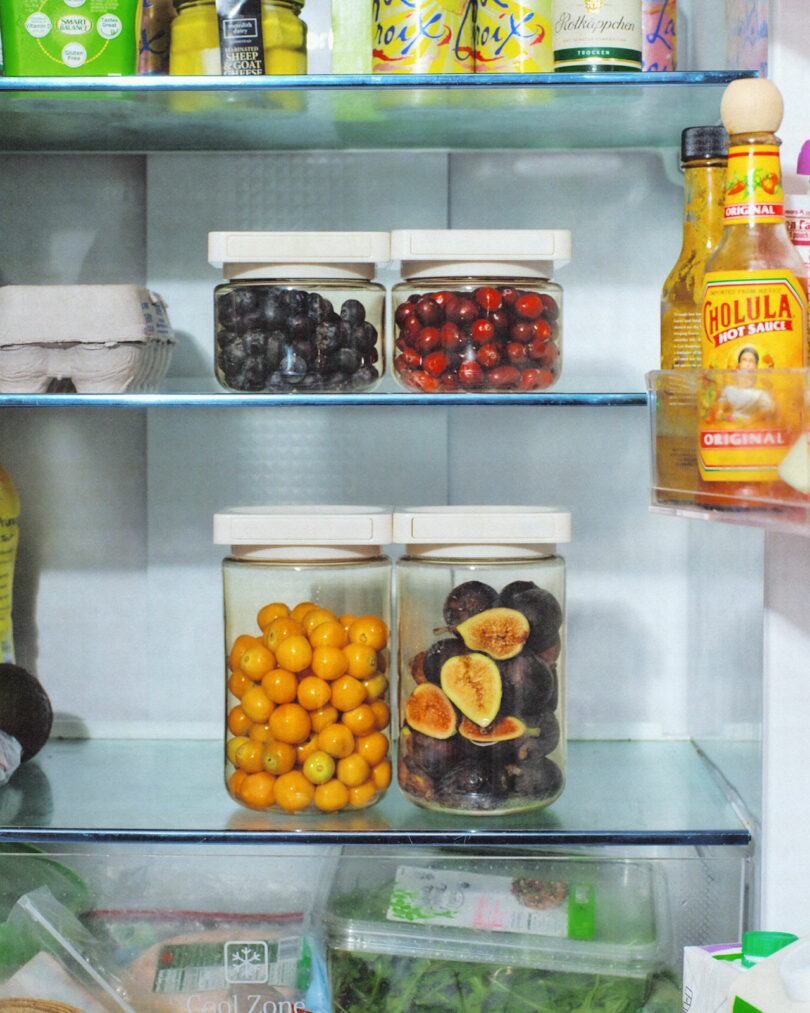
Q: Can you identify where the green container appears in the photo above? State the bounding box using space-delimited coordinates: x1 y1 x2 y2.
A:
0 0 142 76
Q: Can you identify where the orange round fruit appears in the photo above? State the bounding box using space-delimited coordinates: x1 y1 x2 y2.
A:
341 703 376 736
226 735 249 766
265 615 304 652
261 740 296 775
227 704 251 737
248 720 273 743
302 606 338 635
240 684 273 724
239 644 276 680
235 738 264 773
228 769 247 796
262 668 299 705
371 758 392 791
275 634 313 674
308 619 348 650
331 675 366 713
310 704 339 734
311 645 348 682
348 779 377 808
370 699 390 730
228 634 263 672
296 735 321 766
290 600 319 622
339 613 357 631
274 770 315 813
318 722 355 759
362 674 388 702
336 752 371 788
269 702 312 744
227 669 252 699
257 602 290 630
343 642 378 680
314 778 350 812
239 770 276 809
348 615 389 651
302 749 336 785
297 674 332 711
355 730 389 767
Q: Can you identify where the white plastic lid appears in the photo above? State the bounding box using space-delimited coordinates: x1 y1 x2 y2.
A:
393 506 571 559
214 506 393 561
780 940 810 1002
208 231 391 281
390 229 572 280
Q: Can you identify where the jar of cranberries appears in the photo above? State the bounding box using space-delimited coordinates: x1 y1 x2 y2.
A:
209 231 389 394
390 229 570 394
393 506 570 815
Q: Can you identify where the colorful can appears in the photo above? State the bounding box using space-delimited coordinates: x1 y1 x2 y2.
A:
475 0 552 73
372 0 474 74
641 0 676 71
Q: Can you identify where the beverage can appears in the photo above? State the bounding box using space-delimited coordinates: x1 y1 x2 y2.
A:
641 0 676 71
372 0 475 73
474 0 552 73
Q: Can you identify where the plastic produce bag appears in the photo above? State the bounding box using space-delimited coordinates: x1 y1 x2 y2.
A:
0 731 21 786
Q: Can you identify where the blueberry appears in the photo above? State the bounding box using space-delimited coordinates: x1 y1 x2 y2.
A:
307 292 334 325
287 289 309 316
218 340 247 373
315 319 341 353
232 288 260 316
215 327 239 351
216 294 239 331
335 347 360 374
292 337 315 365
340 298 366 326
349 364 378 389
287 313 312 341
241 355 266 391
262 292 288 331
242 328 266 357
360 322 378 350
265 371 291 391
266 331 285 371
280 353 308 384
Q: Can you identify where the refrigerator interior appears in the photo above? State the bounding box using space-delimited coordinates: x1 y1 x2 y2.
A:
2 0 810 1001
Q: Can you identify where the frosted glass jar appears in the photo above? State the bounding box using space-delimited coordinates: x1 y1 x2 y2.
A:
214 506 393 816
393 506 570 815
209 231 389 393
390 229 570 394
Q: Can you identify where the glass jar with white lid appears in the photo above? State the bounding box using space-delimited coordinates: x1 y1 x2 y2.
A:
214 506 393 817
393 505 570 815
209 231 389 394
390 229 571 394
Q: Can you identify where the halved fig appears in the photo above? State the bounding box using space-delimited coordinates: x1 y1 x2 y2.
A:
405 682 458 740
459 714 526 746
440 652 502 727
454 607 530 660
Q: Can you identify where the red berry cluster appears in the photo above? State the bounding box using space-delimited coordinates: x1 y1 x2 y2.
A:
393 285 560 393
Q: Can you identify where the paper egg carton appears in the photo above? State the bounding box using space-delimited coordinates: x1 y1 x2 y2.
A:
0 285 177 394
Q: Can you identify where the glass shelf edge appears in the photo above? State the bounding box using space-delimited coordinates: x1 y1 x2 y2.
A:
0 71 756 94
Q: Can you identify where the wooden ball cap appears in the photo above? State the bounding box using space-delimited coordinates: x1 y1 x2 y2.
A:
721 78 784 134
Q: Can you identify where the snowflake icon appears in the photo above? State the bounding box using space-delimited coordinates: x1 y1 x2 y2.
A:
224 940 269 983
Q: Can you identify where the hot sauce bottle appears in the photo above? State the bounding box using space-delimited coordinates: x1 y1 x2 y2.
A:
698 78 809 509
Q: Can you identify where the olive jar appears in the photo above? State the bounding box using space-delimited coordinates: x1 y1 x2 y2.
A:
390 229 571 394
393 506 571 815
209 231 389 394
213 506 394 817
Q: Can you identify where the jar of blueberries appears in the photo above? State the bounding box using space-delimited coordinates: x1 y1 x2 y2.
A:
214 506 394 816
209 231 389 393
392 506 570 815
390 229 571 393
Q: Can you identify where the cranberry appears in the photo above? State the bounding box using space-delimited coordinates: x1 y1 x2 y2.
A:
536 342 560 368
489 309 510 333
506 342 528 366
415 327 441 355
431 290 456 308
440 321 466 352
400 345 423 368
416 297 443 326
476 343 501 369
401 314 422 342
532 319 552 341
440 373 459 391
470 318 495 346
527 336 550 361
400 368 423 390
447 298 478 325
411 370 441 393
519 368 542 390
458 360 485 388
515 292 544 320
510 321 534 344
424 350 450 377
488 365 521 389
541 293 559 320
500 286 518 305
395 336 409 352
474 286 502 312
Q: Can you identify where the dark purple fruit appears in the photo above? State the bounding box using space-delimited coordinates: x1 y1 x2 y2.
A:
442 580 499 626
398 754 437 800
422 639 468 684
499 581 562 652
435 759 509 810
499 653 555 720
509 755 563 799
408 730 462 778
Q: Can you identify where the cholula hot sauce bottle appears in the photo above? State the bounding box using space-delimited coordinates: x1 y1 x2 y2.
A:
698 78 809 509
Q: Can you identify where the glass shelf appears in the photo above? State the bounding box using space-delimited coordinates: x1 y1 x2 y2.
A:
0 72 753 153
0 738 751 847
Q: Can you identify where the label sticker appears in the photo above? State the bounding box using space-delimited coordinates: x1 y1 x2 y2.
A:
216 0 266 75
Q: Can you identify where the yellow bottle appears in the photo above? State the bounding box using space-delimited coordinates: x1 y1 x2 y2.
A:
657 126 727 503
0 465 20 664
698 78 809 509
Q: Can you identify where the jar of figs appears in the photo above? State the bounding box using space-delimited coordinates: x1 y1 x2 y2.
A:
214 506 393 816
390 229 571 394
209 231 389 394
393 506 570 815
